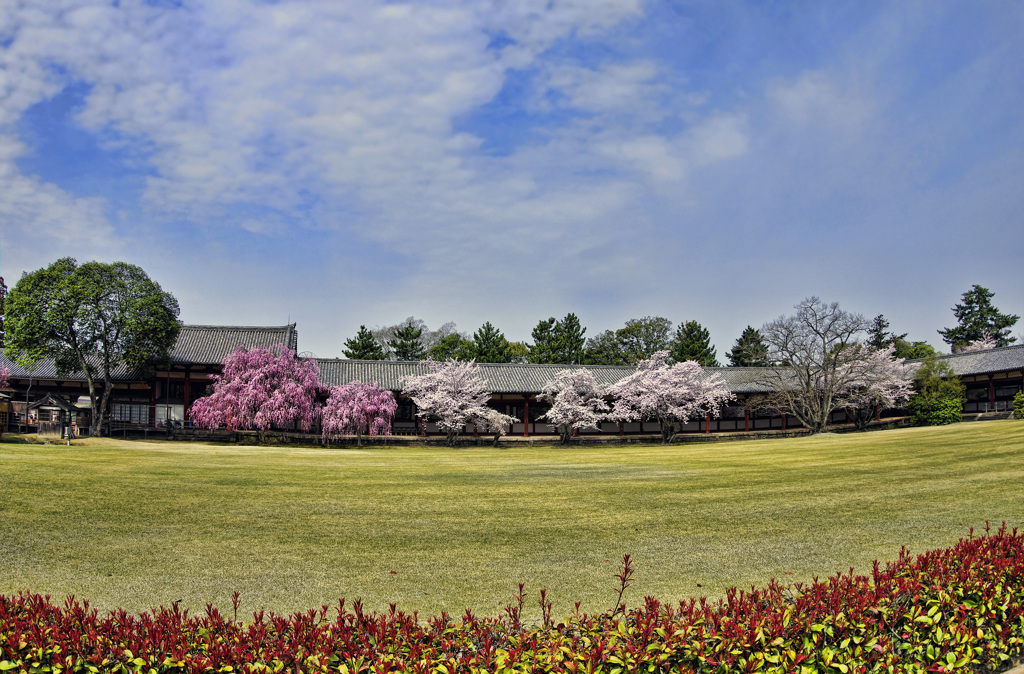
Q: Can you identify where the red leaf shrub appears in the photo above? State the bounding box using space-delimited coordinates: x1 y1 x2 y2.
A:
2 524 1022 673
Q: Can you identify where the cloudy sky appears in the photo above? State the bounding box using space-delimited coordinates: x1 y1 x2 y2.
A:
1 0 1021 358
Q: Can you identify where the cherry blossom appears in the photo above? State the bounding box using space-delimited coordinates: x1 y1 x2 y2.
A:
537 368 610 444
607 351 733 442
189 345 321 436
321 380 397 443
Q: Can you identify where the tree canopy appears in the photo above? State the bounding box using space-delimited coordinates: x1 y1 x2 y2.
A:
866 315 907 351
471 322 511 363
529 313 587 364
670 320 719 367
343 325 386 360
757 297 875 434
321 380 397 442
387 321 426 361
726 326 770 367
938 285 1019 351
4 258 180 435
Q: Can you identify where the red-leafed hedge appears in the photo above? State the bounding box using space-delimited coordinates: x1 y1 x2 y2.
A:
2 524 1022 673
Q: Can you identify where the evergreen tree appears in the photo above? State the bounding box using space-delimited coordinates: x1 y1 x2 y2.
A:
387 321 426 360
938 285 1019 351
0 276 6 348
530 313 587 364
866 314 907 351
472 321 511 363
529 318 557 364
727 326 770 367
343 325 386 360
670 320 719 366
552 312 587 364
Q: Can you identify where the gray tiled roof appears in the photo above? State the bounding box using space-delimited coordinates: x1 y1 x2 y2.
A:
316 360 638 393
924 344 1024 377
171 324 298 365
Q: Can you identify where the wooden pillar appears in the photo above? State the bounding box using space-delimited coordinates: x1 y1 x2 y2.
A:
619 420 624 436
705 412 710 434
183 368 191 425
149 378 157 427
989 376 995 408
782 413 787 431
523 399 529 438
875 404 881 421
744 409 750 432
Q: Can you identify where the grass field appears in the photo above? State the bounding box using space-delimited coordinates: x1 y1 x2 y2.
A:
1 420 1022 621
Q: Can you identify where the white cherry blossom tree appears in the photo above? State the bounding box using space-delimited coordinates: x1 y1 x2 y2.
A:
537 368 610 444
401 359 512 446
607 351 733 443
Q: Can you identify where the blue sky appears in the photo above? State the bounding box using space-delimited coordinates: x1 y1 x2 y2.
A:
1 0 1021 358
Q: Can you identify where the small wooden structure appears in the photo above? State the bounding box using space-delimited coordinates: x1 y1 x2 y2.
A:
29 394 80 440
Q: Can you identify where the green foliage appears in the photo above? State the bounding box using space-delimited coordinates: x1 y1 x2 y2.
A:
906 354 965 425
387 321 426 361
428 333 475 361
471 321 510 363
938 284 1019 351
2 528 1023 672
866 314 907 350
343 325 386 360
669 320 719 366
4 258 181 436
727 325 770 367
529 313 587 364
0 275 6 349
615 316 672 364
504 341 530 363
1014 391 1024 420
893 338 937 360
583 329 628 365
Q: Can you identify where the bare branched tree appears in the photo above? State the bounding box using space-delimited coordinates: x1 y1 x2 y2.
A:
758 297 871 433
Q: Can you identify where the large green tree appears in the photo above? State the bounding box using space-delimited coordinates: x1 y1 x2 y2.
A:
938 285 1019 351
670 320 719 366
428 333 475 361
906 354 966 426
472 321 511 363
4 258 181 436
615 316 672 364
529 313 587 364
893 338 937 360
866 314 907 351
726 326 770 367
343 325 386 360
387 321 426 361
582 330 628 365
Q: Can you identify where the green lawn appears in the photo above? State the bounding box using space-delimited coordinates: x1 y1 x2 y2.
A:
1 421 1022 621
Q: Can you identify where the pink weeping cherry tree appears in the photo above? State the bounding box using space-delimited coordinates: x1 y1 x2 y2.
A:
537 368 610 444
607 351 734 443
0 366 8 442
189 345 321 439
321 380 397 445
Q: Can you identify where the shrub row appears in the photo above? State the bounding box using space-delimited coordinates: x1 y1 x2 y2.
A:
2 524 1023 673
